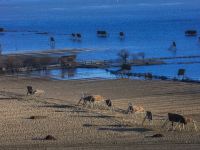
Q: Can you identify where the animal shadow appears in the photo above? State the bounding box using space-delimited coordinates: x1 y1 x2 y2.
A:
98 127 152 133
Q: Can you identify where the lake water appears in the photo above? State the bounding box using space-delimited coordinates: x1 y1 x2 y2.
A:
1 0 200 80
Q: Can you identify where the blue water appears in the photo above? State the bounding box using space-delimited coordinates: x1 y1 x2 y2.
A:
1 0 200 80
24 68 116 80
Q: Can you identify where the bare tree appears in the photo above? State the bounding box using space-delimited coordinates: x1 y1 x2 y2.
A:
118 49 130 65
118 49 131 70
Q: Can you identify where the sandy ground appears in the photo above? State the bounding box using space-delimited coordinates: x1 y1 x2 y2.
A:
0 75 200 149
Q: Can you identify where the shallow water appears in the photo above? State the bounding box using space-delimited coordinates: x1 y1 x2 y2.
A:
1 0 200 80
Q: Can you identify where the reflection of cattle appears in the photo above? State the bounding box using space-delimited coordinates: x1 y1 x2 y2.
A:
97 31 107 37
49 36 55 49
168 41 177 51
77 94 112 108
162 113 198 131
0 28 4 32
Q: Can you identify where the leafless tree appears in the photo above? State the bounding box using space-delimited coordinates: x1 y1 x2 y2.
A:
118 49 131 70
118 49 130 65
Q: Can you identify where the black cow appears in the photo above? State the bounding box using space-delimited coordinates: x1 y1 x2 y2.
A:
105 99 112 107
162 113 187 130
49 36 55 49
27 86 36 95
119 32 125 39
142 111 153 125
97 31 107 37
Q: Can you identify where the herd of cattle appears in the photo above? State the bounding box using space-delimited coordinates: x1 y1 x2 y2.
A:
76 94 198 132
26 86 198 132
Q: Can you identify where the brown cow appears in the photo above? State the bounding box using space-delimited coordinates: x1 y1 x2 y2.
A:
77 94 112 108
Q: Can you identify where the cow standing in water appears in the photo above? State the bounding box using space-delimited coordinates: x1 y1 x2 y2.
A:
71 33 82 41
119 32 125 40
168 41 177 51
49 37 55 49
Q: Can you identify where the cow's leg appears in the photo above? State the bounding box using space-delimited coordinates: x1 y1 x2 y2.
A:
77 99 82 105
193 121 198 131
142 116 147 126
182 123 185 130
168 122 174 131
92 102 95 109
179 124 183 131
83 99 88 107
171 122 174 130
162 119 169 128
173 122 179 131
151 119 153 125
148 119 151 125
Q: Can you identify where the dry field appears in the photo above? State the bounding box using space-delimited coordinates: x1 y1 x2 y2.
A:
0 76 200 149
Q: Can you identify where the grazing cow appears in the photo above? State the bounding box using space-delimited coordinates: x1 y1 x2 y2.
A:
162 113 198 131
27 86 44 96
77 94 112 108
105 99 112 107
168 113 186 124
126 103 145 114
142 111 153 125
127 103 134 114
27 86 36 95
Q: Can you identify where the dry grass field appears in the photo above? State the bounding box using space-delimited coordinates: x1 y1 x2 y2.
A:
0 76 200 149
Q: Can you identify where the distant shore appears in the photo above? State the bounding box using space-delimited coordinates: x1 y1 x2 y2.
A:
1 49 200 82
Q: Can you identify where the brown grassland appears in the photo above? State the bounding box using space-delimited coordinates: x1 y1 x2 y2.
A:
0 76 200 149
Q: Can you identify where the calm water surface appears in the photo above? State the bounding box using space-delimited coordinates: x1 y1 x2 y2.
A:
1 0 200 80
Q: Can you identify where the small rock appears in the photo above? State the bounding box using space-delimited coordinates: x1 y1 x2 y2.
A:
44 135 56 140
152 134 164 138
